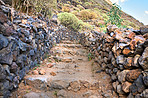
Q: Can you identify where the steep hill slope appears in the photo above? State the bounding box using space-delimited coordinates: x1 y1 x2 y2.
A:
10 0 144 30
56 0 144 31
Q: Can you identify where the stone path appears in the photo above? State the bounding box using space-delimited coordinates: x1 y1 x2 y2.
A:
11 40 118 98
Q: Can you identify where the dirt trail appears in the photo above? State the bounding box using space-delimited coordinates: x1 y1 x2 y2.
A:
11 40 117 98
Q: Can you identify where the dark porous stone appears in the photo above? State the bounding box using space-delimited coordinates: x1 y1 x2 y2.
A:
135 75 145 93
129 84 138 95
127 93 134 98
138 47 148 70
113 68 118 73
0 89 10 97
0 34 8 49
140 26 148 35
142 72 148 86
135 43 144 55
0 80 9 91
29 49 35 56
0 47 13 65
10 62 18 73
130 75 145 95
143 40 148 47
0 40 4 50
19 68 26 80
18 39 28 51
0 64 6 81
4 26 14 36
0 12 8 23
6 73 14 82
3 65 10 75
16 54 27 69
111 74 117 81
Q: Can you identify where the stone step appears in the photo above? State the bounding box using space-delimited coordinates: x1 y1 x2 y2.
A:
24 77 99 92
61 40 75 44
51 56 88 63
56 44 82 48
52 49 87 56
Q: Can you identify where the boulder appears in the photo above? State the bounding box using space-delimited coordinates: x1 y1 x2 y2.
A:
10 62 18 73
133 55 140 67
0 12 8 23
139 47 148 70
112 81 119 91
117 70 129 83
124 57 133 69
23 92 40 98
126 69 141 82
48 80 69 90
122 81 132 93
116 55 125 65
57 90 67 98
130 75 145 95
68 81 81 92
0 47 13 65
142 72 148 86
122 48 132 56
16 54 27 68
140 26 148 35
117 84 125 94
0 34 8 50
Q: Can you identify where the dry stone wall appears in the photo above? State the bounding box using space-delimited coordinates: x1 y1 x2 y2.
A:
0 5 77 98
79 25 148 97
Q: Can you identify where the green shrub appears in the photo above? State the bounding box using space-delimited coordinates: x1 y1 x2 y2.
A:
80 10 98 20
89 11 98 19
106 3 123 27
102 13 109 21
58 12 83 31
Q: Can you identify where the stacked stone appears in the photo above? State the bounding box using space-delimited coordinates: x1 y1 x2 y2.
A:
0 5 71 98
80 25 148 97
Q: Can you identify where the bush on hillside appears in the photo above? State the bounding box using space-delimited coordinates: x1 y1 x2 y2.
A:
80 10 97 20
57 12 83 31
13 0 56 18
89 11 97 19
80 10 90 20
106 3 123 27
62 6 70 12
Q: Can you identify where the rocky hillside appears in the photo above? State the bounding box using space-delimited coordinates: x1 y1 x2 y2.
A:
56 0 144 30
9 0 145 31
